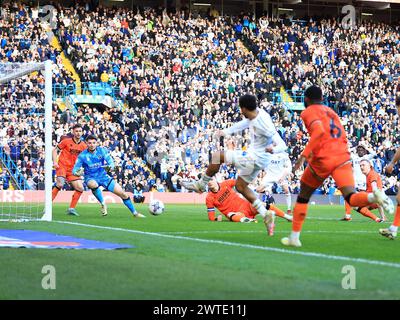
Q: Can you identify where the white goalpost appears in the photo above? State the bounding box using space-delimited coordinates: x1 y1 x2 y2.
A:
0 61 52 222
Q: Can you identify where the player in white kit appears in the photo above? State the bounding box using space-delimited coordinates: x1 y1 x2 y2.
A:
256 152 292 214
342 144 376 221
181 94 287 235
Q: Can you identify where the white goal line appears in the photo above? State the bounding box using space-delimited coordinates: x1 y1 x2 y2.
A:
53 220 400 269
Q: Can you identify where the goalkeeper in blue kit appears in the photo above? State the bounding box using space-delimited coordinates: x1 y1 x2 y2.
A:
72 135 145 218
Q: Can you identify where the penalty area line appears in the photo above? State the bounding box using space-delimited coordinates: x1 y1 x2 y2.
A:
53 220 400 269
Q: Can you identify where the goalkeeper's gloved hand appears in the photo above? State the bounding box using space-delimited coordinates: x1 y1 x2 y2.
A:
75 168 84 176
105 165 116 174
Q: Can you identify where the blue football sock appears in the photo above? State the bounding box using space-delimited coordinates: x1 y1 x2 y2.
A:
92 187 105 205
123 197 136 215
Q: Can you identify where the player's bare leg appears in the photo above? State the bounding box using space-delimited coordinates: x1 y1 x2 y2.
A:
52 176 65 201
235 177 275 236
181 151 224 193
281 181 316 247
112 182 145 218
380 192 400 239
67 180 84 216
87 180 108 216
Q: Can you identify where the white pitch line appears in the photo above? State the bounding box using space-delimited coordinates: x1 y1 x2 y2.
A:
53 220 400 269
158 230 377 235
307 217 380 221
308 217 343 221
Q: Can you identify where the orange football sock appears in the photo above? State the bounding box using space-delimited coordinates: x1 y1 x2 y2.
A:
292 202 308 232
69 191 82 209
357 207 378 221
345 201 352 215
348 192 370 208
52 187 60 201
269 204 285 218
394 206 400 227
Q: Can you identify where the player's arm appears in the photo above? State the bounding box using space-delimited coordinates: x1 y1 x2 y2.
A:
52 140 66 169
72 154 84 176
365 146 376 159
52 147 59 169
388 84 400 174
207 207 222 221
222 118 250 136
206 196 222 221
102 148 116 171
302 121 325 159
294 121 325 171
371 181 378 191
226 179 236 188
386 147 400 175
266 133 287 154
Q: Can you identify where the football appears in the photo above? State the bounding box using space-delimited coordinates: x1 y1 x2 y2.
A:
149 199 165 215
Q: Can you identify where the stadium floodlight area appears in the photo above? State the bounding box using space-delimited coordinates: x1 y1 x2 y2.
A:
0 61 52 222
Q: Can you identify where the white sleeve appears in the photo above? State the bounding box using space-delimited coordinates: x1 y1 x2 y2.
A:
271 133 287 153
367 151 376 159
223 118 250 135
259 110 277 138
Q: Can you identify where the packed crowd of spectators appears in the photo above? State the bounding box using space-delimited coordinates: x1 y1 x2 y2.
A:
0 75 47 190
56 6 400 194
0 2 77 191
234 13 400 192
55 6 287 192
1 3 400 197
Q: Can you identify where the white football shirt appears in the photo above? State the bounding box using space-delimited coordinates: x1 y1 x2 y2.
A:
223 108 287 167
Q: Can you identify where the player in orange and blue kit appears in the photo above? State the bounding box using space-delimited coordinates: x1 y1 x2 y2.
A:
350 159 386 223
52 124 87 216
281 85 394 247
206 179 292 228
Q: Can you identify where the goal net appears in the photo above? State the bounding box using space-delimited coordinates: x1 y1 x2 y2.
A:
0 61 52 221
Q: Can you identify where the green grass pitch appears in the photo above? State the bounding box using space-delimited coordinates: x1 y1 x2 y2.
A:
0 203 399 300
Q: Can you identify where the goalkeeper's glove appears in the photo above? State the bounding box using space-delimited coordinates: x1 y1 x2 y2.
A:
104 165 116 174
75 168 84 176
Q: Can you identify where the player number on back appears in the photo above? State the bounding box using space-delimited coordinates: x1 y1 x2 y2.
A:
326 112 342 139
